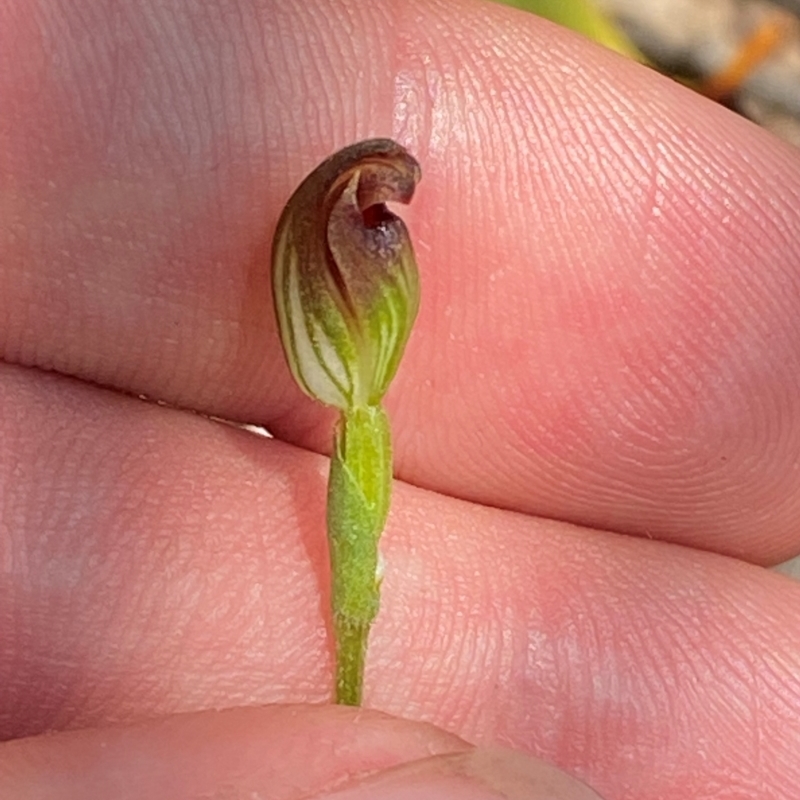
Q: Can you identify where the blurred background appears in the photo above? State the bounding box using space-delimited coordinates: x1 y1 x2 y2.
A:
499 0 800 146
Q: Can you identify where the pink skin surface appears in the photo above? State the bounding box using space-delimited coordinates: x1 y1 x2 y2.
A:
1 0 800 798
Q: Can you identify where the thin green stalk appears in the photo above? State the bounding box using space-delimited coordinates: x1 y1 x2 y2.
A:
327 406 392 705
327 405 391 704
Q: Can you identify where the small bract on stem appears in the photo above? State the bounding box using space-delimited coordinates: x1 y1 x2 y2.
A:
271 139 421 705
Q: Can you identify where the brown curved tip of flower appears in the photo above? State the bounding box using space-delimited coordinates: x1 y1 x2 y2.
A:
272 139 422 410
305 138 421 224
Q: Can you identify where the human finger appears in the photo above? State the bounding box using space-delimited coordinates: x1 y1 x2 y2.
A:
2 1 800 561
0 705 605 800
1 364 798 799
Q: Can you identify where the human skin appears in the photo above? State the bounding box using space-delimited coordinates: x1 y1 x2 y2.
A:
1 0 800 798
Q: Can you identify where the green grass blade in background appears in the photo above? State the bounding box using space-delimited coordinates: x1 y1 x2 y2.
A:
495 0 645 61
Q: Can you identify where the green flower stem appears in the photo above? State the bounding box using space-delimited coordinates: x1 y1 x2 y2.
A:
327 404 391 705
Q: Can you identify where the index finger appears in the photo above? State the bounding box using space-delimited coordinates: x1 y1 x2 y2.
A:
2 0 799 562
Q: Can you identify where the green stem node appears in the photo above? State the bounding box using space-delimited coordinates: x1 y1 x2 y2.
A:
327 404 391 705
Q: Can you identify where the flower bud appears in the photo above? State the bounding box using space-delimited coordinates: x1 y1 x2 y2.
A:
272 139 421 410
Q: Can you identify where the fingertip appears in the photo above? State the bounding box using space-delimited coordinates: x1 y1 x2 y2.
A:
315 747 605 800
0 705 470 800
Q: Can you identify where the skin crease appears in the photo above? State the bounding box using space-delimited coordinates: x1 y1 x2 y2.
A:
1 0 800 797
